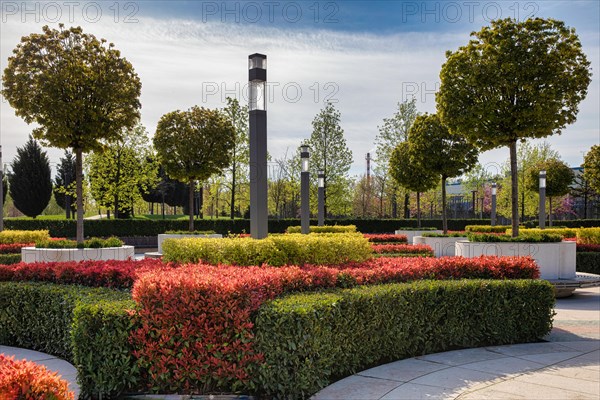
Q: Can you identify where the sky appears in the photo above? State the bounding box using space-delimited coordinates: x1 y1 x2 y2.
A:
1 0 599 179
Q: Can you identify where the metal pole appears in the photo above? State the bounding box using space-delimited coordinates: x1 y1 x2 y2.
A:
491 183 497 226
539 170 546 229
249 53 268 239
318 170 324 226
300 146 310 234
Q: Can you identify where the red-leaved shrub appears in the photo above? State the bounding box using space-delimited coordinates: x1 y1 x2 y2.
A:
371 243 434 255
131 255 539 392
0 259 169 289
0 354 74 400
577 243 600 252
0 243 34 255
363 234 408 243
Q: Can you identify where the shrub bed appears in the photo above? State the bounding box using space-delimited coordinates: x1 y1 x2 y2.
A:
576 253 600 275
0 282 136 398
465 225 510 233
422 232 468 237
36 236 124 249
576 228 600 245
577 243 600 252
286 225 357 234
0 354 74 399
254 279 555 399
371 244 433 256
162 233 373 266
467 232 563 243
363 234 408 243
0 243 33 254
0 259 167 289
0 254 21 265
0 230 49 244
507 228 578 239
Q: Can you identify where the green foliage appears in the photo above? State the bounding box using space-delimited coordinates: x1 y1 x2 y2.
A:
8 136 52 218
576 228 600 245
0 254 21 265
72 298 139 398
254 279 555 399
422 232 467 237
438 18 591 236
164 230 216 235
465 225 510 233
53 151 77 217
408 114 478 232
308 102 353 216
88 124 158 218
507 228 577 239
0 229 50 244
0 282 135 398
583 145 600 194
35 237 123 249
162 233 373 266
389 142 438 193
154 106 236 230
576 253 600 274
1 25 141 243
286 225 357 234
527 158 574 198
467 233 563 243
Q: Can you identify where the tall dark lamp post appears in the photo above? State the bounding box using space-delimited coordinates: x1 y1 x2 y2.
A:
300 145 310 234
539 170 546 229
318 170 325 226
491 182 497 226
248 53 268 239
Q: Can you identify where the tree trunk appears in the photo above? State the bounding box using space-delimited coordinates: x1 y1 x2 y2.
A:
404 193 410 219
510 141 519 237
442 177 448 234
416 192 421 228
391 190 397 218
75 147 84 244
230 157 236 220
188 180 195 231
114 194 119 219
549 197 553 227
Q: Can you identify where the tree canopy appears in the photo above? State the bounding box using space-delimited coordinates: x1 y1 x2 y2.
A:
308 102 353 216
408 114 478 232
437 17 591 236
584 145 600 194
527 158 574 226
389 141 438 226
8 136 52 218
2 24 141 242
154 106 235 231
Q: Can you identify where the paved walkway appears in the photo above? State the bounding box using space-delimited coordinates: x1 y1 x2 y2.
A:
1 288 598 400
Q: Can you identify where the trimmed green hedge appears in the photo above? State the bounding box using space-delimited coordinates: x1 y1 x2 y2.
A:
523 219 600 228
5 218 495 236
0 282 136 398
467 232 563 243
576 252 600 275
254 279 555 399
0 253 21 265
286 225 357 234
162 233 373 266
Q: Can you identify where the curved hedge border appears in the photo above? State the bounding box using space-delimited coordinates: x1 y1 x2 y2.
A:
254 279 555 399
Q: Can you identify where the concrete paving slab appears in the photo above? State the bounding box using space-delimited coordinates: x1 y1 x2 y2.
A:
470 380 596 400
409 366 498 391
517 351 584 365
457 388 529 399
459 356 544 375
556 340 600 352
542 365 600 382
0 345 56 362
416 347 504 367
358 358 449 382
514 371 600 396
379 383 458 400
311 375 402 400
486 342 575 356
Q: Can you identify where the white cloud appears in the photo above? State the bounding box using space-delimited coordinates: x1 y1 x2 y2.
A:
1 11 598 179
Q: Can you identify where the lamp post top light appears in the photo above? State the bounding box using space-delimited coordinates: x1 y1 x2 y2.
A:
539 170 547 188
491 182 497 195
300 145 310 157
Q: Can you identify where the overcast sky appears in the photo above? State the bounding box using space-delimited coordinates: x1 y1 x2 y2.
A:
1 0 599 178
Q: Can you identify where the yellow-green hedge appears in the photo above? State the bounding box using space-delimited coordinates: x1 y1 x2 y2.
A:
286 225 357 234
162 233 372 266
0 230 50 244
576 228 600 245
507 228 578 239
465 225 510 233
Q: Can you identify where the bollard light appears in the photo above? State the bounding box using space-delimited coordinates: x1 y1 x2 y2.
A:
318 170 325 226
539 170 546 229
491 182 497 226
301 145 310 172
300 145 311 234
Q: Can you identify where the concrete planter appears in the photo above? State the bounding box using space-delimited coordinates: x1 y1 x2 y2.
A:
158 233 223 253
413 236 467 257
394 229 442 244
455 240 576 280
21 246 135 263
